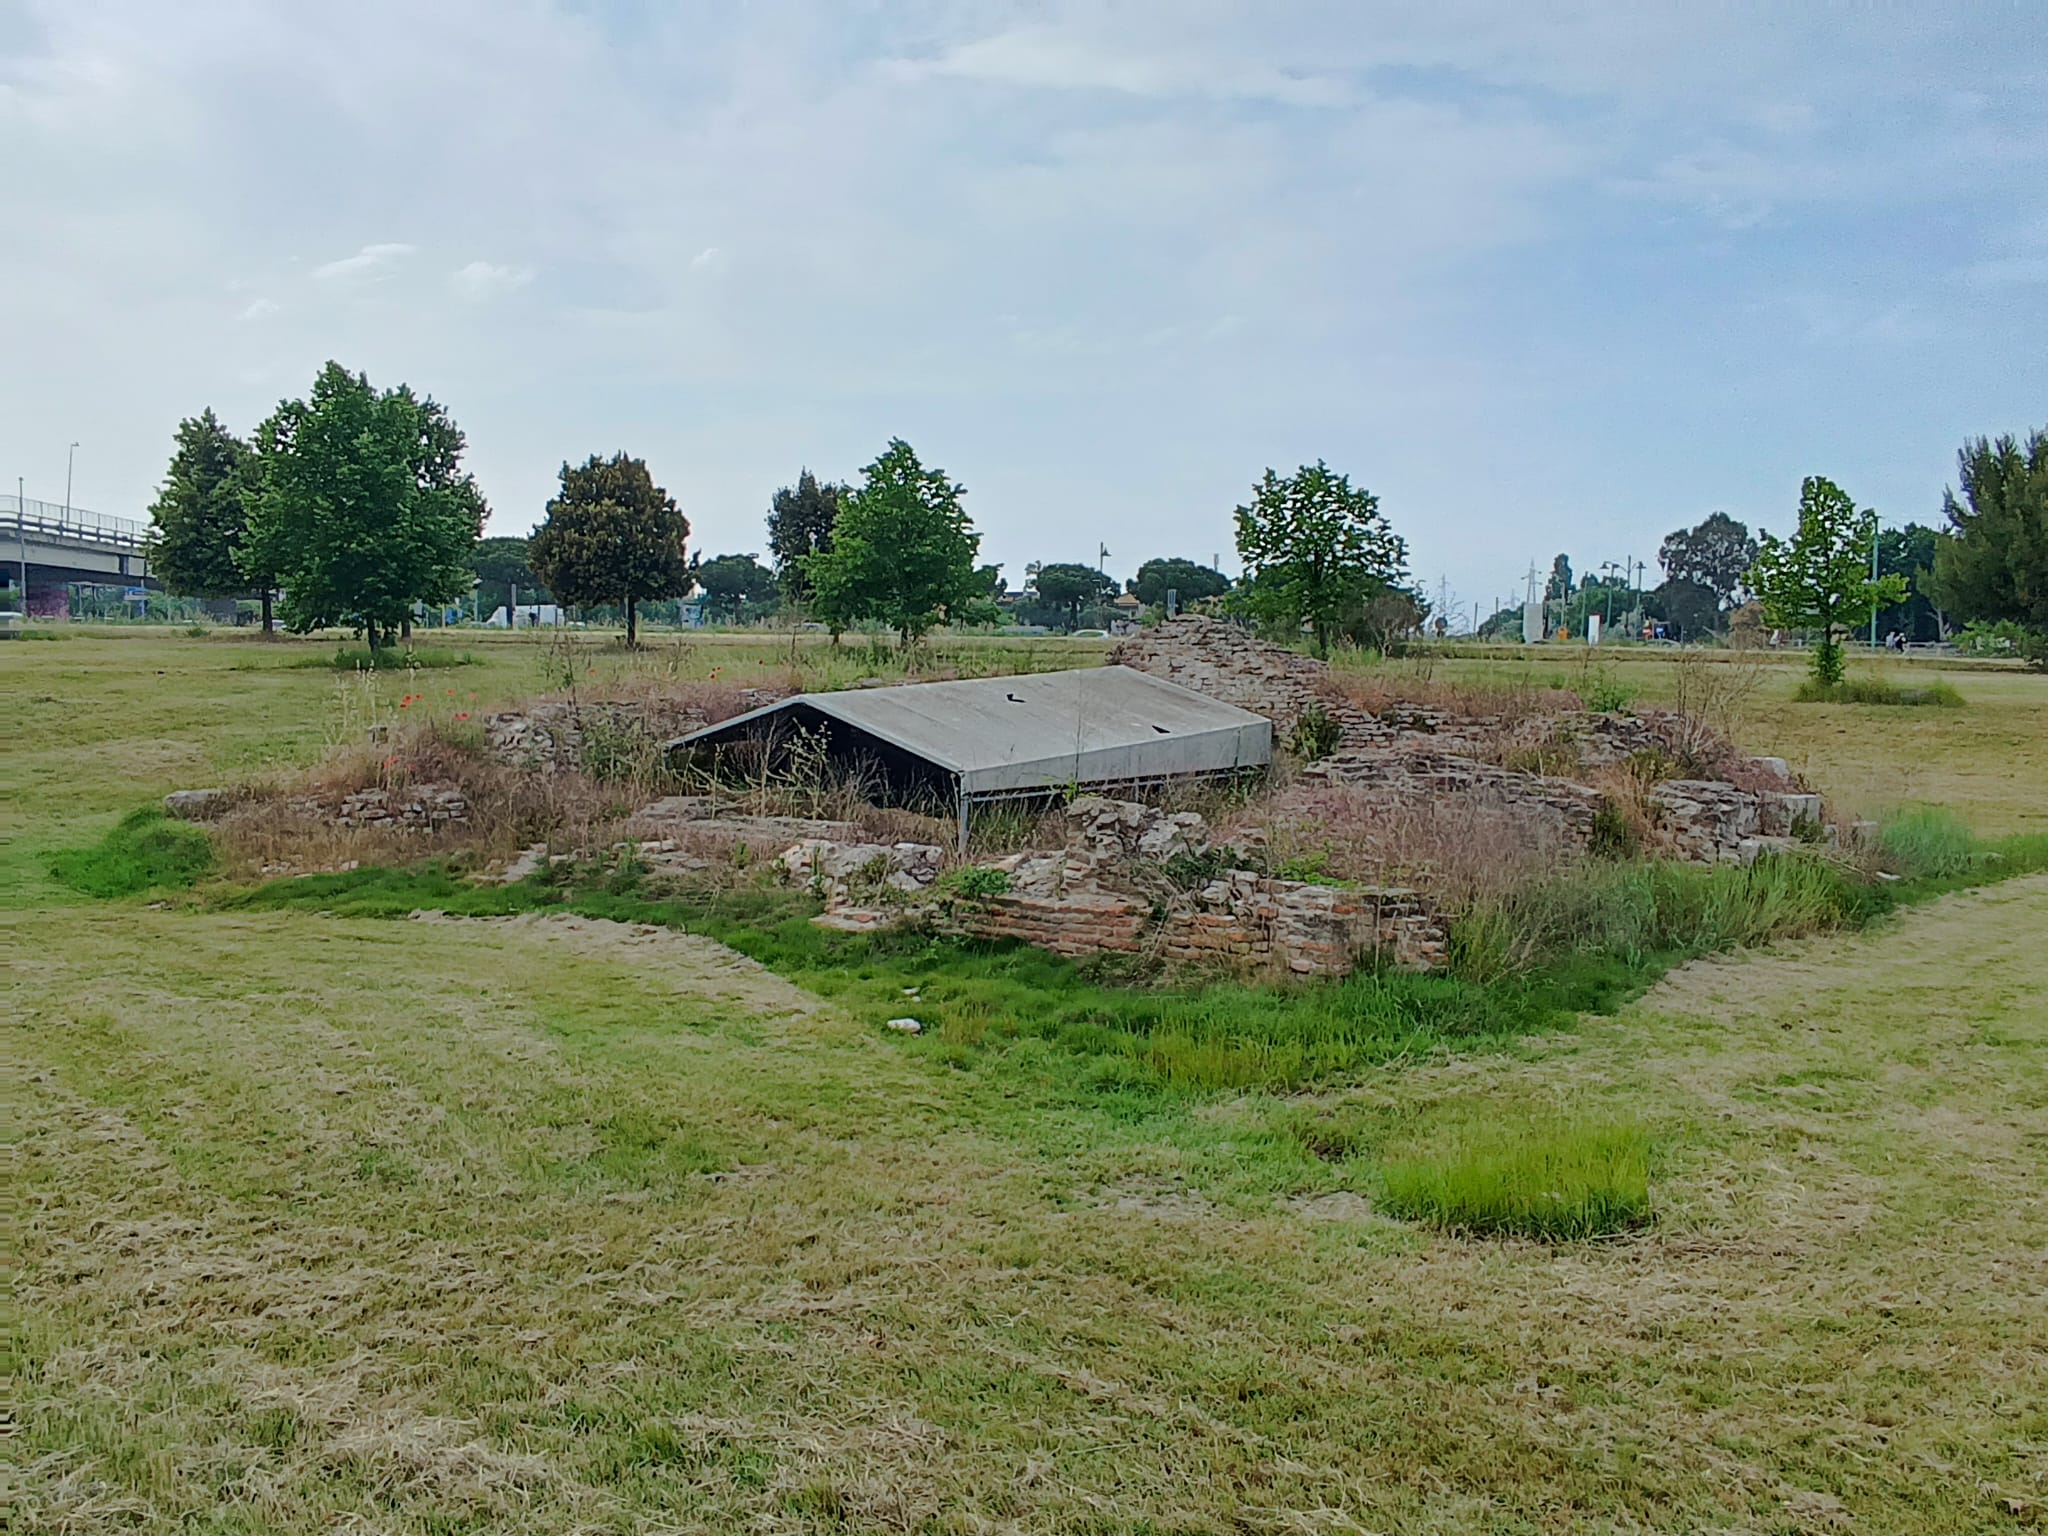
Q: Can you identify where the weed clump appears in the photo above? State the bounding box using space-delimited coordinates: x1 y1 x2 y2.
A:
1876 806 1980 879
1376 1111 1651 1239
50 808 215 898
1794 677 1964 707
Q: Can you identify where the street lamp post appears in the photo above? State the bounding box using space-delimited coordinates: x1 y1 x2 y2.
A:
1871 515 1881 650
64 442 79 527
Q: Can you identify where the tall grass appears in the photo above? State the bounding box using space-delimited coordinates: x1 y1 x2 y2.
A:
1450 854 1874 980
1376 1111 1651 1239
1877 806 1981 879
1793 677 1964 707
49 808 214 898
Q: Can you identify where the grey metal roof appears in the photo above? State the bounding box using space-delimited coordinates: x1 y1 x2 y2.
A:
666 664 1271 797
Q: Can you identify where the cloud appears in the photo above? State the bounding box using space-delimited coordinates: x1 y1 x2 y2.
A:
889 24 1347 106
688 246 726 273
236 296 280 321
450 259 533 301
311 242 416 283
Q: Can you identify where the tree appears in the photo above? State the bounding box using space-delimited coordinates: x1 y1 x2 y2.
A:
1653 577 1719 640
1128 557 1229 610
802 438 989 647
470 535 543 619
1232 461 1407 655
146 409 276 631
693 552 778 623
527 453 691 647
1929 428 2047 667
1544 554 1573 605
1032 562 1117 630
243 362 486 648
1343 584 1428 652
1748 476 1906 686
766 469 846 603
1873 523 1944 642
1659 512 1758 614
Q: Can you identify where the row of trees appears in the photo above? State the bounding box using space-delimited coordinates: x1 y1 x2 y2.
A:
148 365 487 646
1752 430 2047 679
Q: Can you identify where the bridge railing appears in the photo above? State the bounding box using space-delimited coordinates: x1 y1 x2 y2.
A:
2 496 148 549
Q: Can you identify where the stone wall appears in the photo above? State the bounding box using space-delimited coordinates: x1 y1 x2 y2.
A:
486 692 784 773
775 794 1448 974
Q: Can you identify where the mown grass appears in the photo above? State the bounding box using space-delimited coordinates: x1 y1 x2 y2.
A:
1376 1111 1652 1239
47 807 213 898
210 821 2048 1107
1794 675 1965 706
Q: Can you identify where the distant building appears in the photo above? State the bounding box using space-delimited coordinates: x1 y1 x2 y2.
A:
488 603 564 628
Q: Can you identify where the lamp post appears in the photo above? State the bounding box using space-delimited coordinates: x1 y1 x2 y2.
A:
63 442 79 526
1870 514 1881 650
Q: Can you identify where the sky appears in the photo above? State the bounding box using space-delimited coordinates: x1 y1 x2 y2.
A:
4 0 2045 626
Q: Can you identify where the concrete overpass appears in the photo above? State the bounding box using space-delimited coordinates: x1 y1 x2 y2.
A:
3 495 155 603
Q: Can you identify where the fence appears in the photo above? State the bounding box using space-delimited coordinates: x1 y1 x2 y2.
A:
2 495 147 548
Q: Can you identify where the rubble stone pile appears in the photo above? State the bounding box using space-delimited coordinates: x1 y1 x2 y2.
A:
1113 617 1823 865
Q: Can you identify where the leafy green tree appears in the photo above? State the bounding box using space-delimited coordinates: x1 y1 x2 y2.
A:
766 469 846 603
527 453 691 647
1652 577 1719 640
1232 461 1407 655
1128 557 1229 610
1873 523 1944 642
1929 429 2047 667
470 535 543 619
1748 476 1906 686
243 363 486 648
1031 562 1116 630
693 552 778 623
1658 512 1758 614
803 438 989 647
1544 554 1574 605
146 408 276 631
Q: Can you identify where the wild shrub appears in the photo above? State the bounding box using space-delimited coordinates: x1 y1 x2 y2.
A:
50 808 215 897
1375 1111 1651 1239
1588 800 1641 860
1288 701 1341 760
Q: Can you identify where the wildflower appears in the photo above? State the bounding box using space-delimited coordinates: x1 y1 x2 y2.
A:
400 697 412 709
446 689 456 697
454 711 470 720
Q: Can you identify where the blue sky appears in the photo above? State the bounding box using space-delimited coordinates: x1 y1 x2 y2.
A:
3 0 2043 625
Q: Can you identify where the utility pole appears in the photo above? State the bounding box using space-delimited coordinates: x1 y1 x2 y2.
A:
16 476 28 615
1870 515 1881 649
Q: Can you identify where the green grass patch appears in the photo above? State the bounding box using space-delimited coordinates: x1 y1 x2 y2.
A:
49 808 215 898
1376 1110 1651 1239
1794 676 1965 707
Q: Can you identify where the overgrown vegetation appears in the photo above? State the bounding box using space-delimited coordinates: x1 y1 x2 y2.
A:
1375 1111 1651 1239
293 645 479 671
1794 675 1965 706
48 807 214 897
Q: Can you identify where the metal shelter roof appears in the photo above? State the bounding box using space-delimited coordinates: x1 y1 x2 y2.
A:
665 664 1271 799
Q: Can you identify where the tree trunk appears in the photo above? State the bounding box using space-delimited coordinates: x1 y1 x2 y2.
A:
625 596 638 648
260 590 274 636
365 618 381 652
400 614 412 642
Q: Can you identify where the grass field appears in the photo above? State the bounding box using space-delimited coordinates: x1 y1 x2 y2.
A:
9 624 2048 1532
